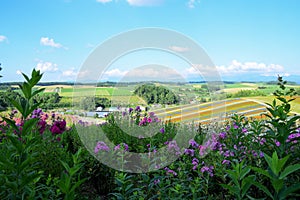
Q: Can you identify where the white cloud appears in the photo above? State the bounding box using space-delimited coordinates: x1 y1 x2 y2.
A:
185 66 198 75
103 68 129 77
216 60 286 77
97 0 162 6
261 72 290 77
86 43 95 48
169 46 189 53
96 0 113 3
184 64 219 78
0 35 7 42
36 61 58 73
16 70 22 75
62 68 77 77
120 65 185 82
96 0 198 7
40 37 63 48
126 0 162 6
187 0 199 8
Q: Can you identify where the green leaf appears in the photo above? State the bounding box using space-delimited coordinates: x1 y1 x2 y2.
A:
60 160 71 173
69 164 84 177
265 152 278 176
58 179 68 193
221 184 240 196
21 82 32 99
22 73 30 83
287 98 295 102
6 97 23 114
276 154 290 174
5 178 18 192
0 154 14 169
240 167 251 180
246 195 266 200
226 170 239 187
241 175 255 197
251 167 272 179
279 164 300 179
279 183 300 199
70 178 87 194
271 179 284 193
22 118 38 135
252 181 273 199
7 135 23 153
125 184 134 192
18 154 34 173
20 171 41 189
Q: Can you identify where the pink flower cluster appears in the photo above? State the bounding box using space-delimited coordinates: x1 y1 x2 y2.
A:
139 117 153 126
114 143 129 152
200 165 214 177
32 109 67 141
164 167 177 176
49 120 66 135
198 134 218 157
94 141 110 154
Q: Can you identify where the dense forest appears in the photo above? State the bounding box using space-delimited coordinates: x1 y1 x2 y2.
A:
134 84 179 105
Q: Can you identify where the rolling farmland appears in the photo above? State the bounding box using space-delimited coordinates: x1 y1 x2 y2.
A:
152 98 268 123
36 83 300 121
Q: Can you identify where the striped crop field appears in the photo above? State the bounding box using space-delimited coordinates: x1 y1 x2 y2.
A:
152 98 268 123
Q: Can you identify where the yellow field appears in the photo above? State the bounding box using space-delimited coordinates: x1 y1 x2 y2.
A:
221 87 256 93
152 98 268 123
246 96 300 114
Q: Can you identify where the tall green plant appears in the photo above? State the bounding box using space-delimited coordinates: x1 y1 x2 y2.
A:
0 69 45 199
264 76 300 157
251 151 300 199
221 160 255 200
57 148 86 200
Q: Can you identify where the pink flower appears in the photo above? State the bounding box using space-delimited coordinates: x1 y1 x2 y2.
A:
50 120 66 135
14 118 23 126
242 128 247 133
222 160 230 165
219 132 227 139
164 167 177 176
114 143 129 152
199 145 206 157
38 120 47 134
41 113 48 121
94 141 110 154
189 139 199 148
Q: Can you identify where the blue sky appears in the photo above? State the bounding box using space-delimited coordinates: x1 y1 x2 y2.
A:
0 0 300 82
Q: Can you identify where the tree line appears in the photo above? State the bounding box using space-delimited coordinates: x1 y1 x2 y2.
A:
0 88 66 111
134 84 179 105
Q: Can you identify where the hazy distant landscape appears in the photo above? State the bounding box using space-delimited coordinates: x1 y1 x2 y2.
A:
2 80 300 123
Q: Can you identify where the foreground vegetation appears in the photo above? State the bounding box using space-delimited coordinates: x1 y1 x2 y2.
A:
0 70 300 199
